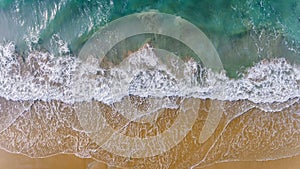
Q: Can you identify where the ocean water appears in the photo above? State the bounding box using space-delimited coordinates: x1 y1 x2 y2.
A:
0 0 300 168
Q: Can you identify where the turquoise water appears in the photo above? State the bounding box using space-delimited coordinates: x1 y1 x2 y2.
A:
1 1 300 167
1 0 300 78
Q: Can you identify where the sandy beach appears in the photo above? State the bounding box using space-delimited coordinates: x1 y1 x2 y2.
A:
0 98 299 168
0 149 300 169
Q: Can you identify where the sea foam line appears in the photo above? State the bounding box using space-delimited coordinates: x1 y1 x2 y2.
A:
0 42 300 107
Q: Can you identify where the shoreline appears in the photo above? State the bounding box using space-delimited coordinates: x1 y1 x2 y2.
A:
0 98 299 168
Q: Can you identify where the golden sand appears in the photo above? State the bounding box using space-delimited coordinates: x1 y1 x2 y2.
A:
0 149 300 169
0 97 299 168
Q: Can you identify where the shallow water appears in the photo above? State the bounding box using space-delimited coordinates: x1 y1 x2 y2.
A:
0 0 300 168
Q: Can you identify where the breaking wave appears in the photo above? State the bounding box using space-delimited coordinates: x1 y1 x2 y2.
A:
0 42 299 108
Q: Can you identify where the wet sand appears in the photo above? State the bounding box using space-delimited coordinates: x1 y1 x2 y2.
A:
0 149 300 169
0 98 300 168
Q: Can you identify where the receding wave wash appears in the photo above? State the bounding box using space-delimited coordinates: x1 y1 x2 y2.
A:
1 0 300 168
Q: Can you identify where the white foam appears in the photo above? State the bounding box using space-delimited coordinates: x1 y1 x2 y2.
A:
223 58 300 103
0 42 300 108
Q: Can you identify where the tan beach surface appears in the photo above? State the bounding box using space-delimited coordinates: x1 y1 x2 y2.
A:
0 98 299 168
0 149 300 169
